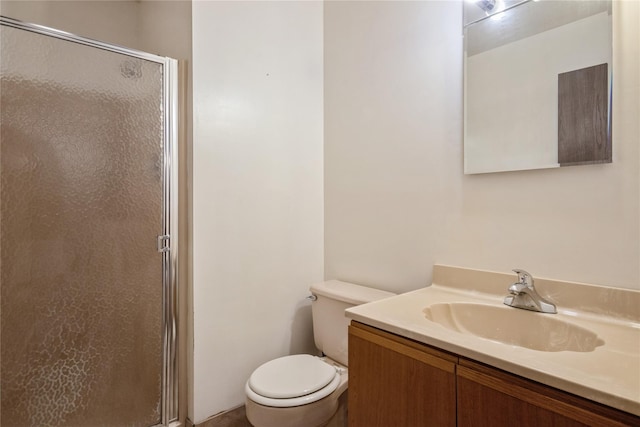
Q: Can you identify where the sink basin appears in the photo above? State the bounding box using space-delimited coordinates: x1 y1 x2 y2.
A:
423 303 604 352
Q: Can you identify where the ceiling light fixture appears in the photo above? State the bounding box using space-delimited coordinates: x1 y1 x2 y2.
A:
475 0 496 13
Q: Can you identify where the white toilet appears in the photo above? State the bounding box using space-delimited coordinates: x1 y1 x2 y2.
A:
245 280 395 427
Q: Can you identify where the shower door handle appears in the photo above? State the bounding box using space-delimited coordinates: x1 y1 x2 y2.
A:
157 235 170 253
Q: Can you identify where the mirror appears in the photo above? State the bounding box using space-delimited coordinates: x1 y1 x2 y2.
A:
463 0 612 174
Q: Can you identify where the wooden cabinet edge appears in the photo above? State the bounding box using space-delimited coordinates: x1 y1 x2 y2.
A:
457 364 635 427
349 321 457 373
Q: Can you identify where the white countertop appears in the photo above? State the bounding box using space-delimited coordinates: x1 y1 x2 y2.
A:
345 265 640 416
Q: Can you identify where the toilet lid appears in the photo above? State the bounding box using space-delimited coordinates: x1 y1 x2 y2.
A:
248 355 337 399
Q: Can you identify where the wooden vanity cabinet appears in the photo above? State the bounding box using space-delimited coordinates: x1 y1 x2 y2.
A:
348 322 457 427
457 360 639 427
349 321 640 427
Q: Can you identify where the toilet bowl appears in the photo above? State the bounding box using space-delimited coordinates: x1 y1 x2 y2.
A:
245 355 348 427
244 280 395 427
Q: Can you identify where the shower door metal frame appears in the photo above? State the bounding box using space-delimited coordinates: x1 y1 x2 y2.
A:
0 16 180 426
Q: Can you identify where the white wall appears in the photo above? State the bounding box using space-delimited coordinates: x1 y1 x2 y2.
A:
192 1 324 422
325 0 465 292
325 0 639 293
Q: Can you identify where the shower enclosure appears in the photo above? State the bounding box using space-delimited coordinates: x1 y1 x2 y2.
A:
0 17 179 426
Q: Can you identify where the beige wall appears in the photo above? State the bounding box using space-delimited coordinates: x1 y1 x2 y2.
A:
0 0 192 61
325 0 639 293
191 1 324 423
0 1 140 47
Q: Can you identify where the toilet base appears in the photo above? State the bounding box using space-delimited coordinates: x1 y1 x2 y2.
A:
245 366 348 427
246 391 342 427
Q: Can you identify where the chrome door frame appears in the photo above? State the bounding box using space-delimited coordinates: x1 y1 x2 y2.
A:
0 16 180 426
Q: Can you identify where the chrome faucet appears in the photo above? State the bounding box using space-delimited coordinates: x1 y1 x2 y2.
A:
503 269 557 314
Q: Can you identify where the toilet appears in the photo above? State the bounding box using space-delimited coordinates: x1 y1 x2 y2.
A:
245 280 395 427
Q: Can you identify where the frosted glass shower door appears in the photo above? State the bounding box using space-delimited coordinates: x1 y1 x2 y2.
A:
0 19 177 426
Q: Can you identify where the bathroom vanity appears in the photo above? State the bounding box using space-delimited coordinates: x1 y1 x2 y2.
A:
345 266 640 427
349 322 637 426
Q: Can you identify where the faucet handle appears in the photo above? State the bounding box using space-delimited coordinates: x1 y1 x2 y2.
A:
512 269 534 288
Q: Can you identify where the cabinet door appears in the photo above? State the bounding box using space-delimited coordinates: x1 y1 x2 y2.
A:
348 322 457 427
457 361 640 427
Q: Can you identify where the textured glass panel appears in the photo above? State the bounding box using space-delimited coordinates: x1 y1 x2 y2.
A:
1 25 164 426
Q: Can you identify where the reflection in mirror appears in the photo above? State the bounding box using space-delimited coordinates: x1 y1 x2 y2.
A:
463 0 612 174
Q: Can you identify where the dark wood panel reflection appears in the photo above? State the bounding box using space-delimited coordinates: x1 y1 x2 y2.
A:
558 63 610 166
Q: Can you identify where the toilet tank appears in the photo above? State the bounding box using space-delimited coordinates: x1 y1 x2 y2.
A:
310 280 395 366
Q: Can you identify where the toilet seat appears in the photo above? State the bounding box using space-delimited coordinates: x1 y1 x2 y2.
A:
246 355 342 408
